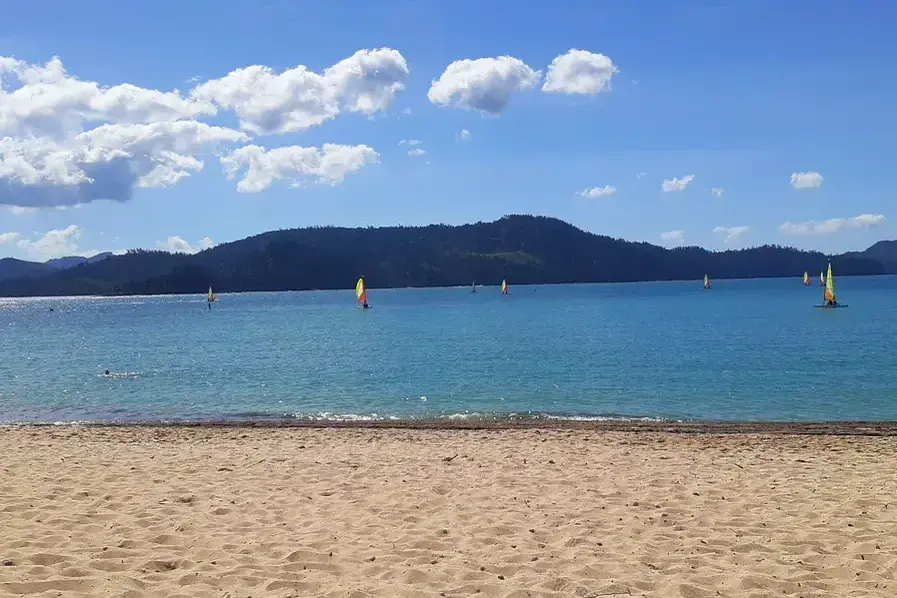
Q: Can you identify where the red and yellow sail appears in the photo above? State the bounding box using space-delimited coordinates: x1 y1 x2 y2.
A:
355 277 367 304
501 279 508 295
208 286 216 302
803 271 810 286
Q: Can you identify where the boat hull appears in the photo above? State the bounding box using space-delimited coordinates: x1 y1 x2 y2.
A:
814 304 848 309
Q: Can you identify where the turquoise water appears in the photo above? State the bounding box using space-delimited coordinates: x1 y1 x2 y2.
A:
1 277 896 423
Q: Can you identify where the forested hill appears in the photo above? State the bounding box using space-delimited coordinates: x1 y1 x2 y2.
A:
0 215 891 297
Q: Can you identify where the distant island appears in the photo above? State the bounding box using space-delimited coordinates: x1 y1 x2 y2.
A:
0 215 895 297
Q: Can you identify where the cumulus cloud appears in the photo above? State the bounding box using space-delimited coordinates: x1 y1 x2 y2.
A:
779 213 885 235
661 174 695 192
407 148 426 157
711 187 725 197
427 56 541 113
0 50 407 207
190 48 408 135
576 185 616 198
713 225 749 244
660 230 685 245
16 224 82 258
0 232 19 244
458 129 470 140
790 171 823 190
220 143 378 193
157 235 215 254
542 49 618 95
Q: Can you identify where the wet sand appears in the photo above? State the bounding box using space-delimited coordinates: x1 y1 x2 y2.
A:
1 425 895 597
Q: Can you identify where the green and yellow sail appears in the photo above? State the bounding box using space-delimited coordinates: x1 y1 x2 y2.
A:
824 262 835 303
208 286 216 302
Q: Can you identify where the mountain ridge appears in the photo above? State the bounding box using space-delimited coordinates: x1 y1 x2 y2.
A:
0 215 893 296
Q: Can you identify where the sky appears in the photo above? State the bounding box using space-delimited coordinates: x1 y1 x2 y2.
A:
0 0 895 261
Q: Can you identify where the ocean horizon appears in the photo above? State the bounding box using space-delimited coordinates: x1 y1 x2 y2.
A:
2 275 895 425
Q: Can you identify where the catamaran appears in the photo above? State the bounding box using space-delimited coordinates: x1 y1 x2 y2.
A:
207 286 216 309
501 279 508 295
803 271 811 286
819 270 825 287
703 274 711 289
815 262 847 308
356 277 371 309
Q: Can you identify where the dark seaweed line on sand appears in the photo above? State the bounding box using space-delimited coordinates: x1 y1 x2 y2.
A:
13 420 897 436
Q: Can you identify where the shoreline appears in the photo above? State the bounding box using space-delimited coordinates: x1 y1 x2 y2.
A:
6 419 897 435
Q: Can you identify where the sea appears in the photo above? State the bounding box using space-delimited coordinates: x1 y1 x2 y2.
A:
1 276 896 424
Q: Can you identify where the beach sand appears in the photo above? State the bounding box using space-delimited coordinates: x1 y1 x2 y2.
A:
1 426 896 597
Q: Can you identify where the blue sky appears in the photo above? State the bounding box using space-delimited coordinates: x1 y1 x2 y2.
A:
1 0 895 261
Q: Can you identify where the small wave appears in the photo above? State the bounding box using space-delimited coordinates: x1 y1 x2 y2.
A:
100 371 141 380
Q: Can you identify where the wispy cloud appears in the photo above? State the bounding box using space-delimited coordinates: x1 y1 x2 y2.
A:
156 236 215 254
408 148 427 157
711 187 725 198
398 139 421 146
713 225 749 244
457 129 470 140
576 185 616 198
660 230 685 245
779 213 885 235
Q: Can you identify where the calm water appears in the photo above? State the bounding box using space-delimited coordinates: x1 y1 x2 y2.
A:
1 277 895 424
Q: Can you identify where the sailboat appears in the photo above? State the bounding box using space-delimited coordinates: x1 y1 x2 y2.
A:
356 277 371 309
803 271 811 286
819 270 825 287
703 274 711 290
501 279 509 295
815 262 847 308
207 286 216 309
471 281 476 294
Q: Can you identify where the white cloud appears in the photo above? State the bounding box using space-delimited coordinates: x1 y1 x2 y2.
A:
8 206 37 215
157 235 215 254
0 50 407 208
636 172 647 179
0 232 19 244
660 230 684 245
16 224 81 258
790 171 823 190
713 225 749 244
190 48 409 135
541 49 619 95
407 148 426 157
711 187 725 197
661 174 695 192
427 56 541 113
220 143 378 193
576 185 616 198
779 213 885 236
398 139 421 146
458 129 470 140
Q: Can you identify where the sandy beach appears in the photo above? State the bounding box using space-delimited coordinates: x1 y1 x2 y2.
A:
1 426 896 597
